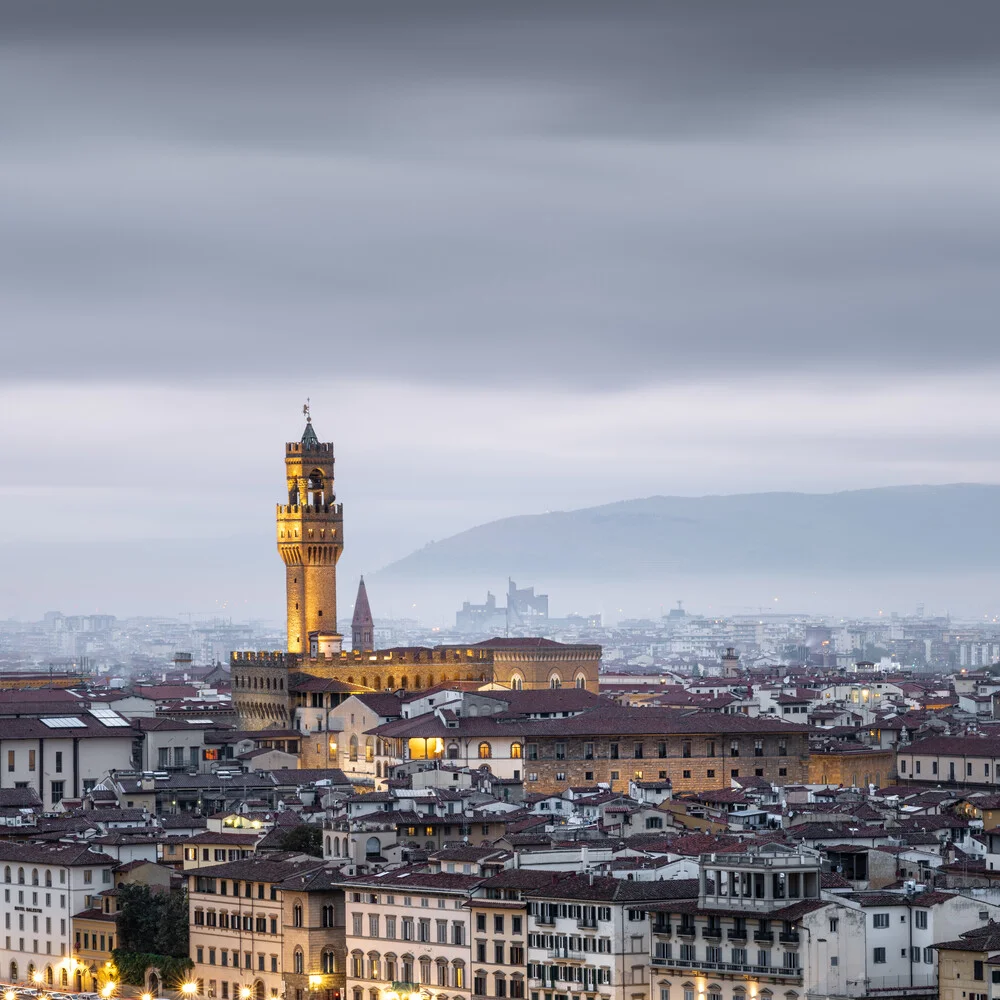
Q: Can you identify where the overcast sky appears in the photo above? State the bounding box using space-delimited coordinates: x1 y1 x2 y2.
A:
3 1 1000 621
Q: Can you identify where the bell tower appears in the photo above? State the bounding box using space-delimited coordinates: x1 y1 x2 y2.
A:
277 405 344 654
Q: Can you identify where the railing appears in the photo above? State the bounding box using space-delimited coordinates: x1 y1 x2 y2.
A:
728 929 747 941
703 928 722 940
653 922 672 935
650 958 802 980
537 914 556 925
548 949 585 961
577 918 598 930
754 931 774 942
678 926 697 938
779 932 800 943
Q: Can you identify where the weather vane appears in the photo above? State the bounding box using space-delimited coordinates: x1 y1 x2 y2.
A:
303 398 311 421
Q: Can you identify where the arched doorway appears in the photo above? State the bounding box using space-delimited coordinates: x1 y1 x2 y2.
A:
255 980 266 1000
148 972 161 996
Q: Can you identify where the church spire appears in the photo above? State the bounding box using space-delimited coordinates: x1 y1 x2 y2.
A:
352 576 374 651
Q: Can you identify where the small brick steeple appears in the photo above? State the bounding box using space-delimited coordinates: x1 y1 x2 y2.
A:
352 576 374 651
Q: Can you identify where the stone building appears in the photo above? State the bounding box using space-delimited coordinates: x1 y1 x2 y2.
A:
231 417 601 731
807 744 895 789
280 867 346 1000
516 710 810 795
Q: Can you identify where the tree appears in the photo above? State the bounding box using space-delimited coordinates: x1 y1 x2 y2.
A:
279 824 324 857
116 882 190 958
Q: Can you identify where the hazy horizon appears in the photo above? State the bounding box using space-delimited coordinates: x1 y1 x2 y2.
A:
3 2 1000 622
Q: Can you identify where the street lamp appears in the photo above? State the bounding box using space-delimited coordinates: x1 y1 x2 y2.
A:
141 992 154 1000
32 972 44 985
239 987 253 1000
101 982 117 998
181 984 199 997
308 977 323 991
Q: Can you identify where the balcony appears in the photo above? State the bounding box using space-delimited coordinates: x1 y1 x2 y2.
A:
392 984 421 994
648 958 801 980
678 925 697 938
653 921 672 935
703 927 723 940
727 929 747 941
537 913 556 925
577 918 598 930
779 932 800 944
548 948 585 961
753 931 774 943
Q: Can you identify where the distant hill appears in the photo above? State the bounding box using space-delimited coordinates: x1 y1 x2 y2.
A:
376 484 1000 580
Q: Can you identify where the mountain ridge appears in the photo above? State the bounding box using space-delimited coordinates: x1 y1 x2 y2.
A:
374 483 1000 580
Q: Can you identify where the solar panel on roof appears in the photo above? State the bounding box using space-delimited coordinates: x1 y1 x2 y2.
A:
88 708 130 727
41 717 86 728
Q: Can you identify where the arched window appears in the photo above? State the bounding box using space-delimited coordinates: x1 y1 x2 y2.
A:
365 837 381 859
375 761 382 778
549 674 561 689
452 962 465 990
325 837 331 855
293 904 303 928
45 967 53 985
387 676 395 690
365 737 374 763
575 674 586 689
368 955 380 980
349 736 359 762
510 675 523 691
3 866 9 884
293 949 304 975
255 981 265 1000
10 962 17 982
44 870 51 887
478 742 492 759
17 868 24 885
510 742 522 759
447 744 460 760
436 958 449 988
322 905 335 928
322 951 336 974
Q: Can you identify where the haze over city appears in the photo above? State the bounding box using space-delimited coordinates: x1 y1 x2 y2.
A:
3 0 1000 624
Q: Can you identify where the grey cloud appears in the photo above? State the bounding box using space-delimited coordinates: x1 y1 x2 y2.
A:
1 0 999 387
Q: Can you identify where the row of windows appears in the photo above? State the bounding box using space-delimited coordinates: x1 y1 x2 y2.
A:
654 943 799 969
4 939 66 959
350 952 465 988
475 943 524 965
194 878 279 898
475 913 522 935
872 947 936 964
6 750 64 772
522 739 789 762
4 888 68 907
196 948 278 973
351 913 466 945
186 848 253 863
473 972 526 997
528 903 612 922
899 759 990 779
527 964 611 985
75 930 111 951
3 867 70 886
349 892 464 908
525 767 787 783
6 913 65 935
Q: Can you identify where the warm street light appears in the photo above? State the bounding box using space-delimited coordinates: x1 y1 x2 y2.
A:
308 977 323 990
239 987 253 1000
101 983 117 998
181 984 199 997
141 992 154 1000
32 973 44 985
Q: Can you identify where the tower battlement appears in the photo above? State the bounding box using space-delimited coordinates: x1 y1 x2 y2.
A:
286 441 333 455
276 502 344 516
230 650 299 666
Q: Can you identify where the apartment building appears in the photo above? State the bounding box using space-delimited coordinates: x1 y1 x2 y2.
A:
935 922 1000 1000
646 849 867 1000
523 873 693 1000
187 855 326 1000
0 842 117 988
897 737 1000 788
338 866 483 1000
280 867 347 1000
0 715 135 806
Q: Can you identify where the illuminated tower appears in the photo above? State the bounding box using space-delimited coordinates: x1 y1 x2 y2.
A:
277 406 344 654
352 576 374 651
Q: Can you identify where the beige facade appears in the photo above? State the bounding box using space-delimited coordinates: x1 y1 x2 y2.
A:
187 857 326 1000
339 868 482 1000
281 871 346 1000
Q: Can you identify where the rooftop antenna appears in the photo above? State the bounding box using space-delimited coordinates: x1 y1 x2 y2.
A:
303 398 311 421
